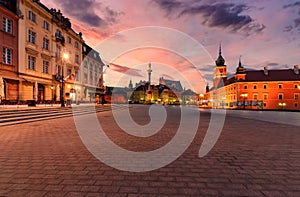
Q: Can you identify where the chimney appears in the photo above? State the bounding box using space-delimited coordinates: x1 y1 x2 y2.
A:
294 65 299 74
263 66 268 76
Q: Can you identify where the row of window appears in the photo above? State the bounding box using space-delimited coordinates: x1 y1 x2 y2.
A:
28 9 79 48
225 93 299 101
226 84 299 92
83 60 101 73
243 84 299 90
28 55 50 74
28 30 50 51
27 55 82 81
27 30 79 62
83 72 99 85
29 10 50 32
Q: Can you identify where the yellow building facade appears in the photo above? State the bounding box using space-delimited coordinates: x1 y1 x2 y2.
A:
18 0 84 104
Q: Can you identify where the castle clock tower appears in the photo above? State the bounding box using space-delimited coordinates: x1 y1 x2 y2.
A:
213 44 227 88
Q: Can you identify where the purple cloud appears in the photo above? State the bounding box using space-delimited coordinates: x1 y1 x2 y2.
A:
50 0 121 27
109 63 144 77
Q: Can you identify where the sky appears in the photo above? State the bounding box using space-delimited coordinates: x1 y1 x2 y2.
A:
41 0 300 93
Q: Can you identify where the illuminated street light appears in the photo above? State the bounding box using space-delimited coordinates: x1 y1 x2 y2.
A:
61 52 69 107
278 102 286 110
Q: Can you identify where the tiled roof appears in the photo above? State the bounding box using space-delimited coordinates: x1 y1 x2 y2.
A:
182 89 196 96
162 79 183 91
224 69 300 86
243 69 300 82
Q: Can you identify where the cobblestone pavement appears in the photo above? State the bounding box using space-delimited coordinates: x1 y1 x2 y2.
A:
0 106 299 196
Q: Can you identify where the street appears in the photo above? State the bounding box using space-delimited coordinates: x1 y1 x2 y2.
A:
0 105 299 196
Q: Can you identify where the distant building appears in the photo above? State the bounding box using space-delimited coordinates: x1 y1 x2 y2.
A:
105 86 128 104
159 77 183 92
82 43 105 103
181 89 197 105
204 46 300 110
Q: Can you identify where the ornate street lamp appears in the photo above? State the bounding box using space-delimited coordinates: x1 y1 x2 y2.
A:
61 52 69 107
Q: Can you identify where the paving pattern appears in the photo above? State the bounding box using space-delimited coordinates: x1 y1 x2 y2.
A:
0 105 299 196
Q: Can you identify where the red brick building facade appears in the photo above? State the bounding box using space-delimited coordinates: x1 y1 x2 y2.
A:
0 1 19 102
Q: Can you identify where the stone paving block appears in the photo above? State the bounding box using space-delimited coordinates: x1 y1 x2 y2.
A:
86 193 106 197
119 186 139 193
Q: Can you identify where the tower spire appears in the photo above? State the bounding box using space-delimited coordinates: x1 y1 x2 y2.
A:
147 62 152 83
215 43 225 66
239 55 242 67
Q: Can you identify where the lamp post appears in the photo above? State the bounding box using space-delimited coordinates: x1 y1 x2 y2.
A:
100 64 109 105
61 52 69 107
50 86 54 105
240 93 248 110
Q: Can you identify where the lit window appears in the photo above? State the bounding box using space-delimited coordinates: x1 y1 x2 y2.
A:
2 47 12 65
28 30 36 44
43 38 49 50
28 11 36 22
43 20 49 30
28 55 36 70
42 61 49 74
278 94 283 100
2 17 12 34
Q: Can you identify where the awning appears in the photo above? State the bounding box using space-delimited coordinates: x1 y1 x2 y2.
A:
22 77 53 85
2 76 23 81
